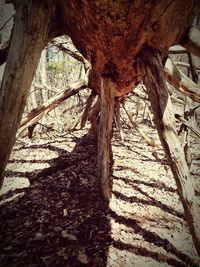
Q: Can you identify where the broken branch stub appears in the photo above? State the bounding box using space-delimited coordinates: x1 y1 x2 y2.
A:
140 49 200 256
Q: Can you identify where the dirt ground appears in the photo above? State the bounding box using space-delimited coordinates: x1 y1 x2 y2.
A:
0 118 200 266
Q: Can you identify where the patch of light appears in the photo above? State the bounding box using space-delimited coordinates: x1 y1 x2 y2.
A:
0 177 30 195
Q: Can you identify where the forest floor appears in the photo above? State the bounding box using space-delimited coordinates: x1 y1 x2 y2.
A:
0 118 200 267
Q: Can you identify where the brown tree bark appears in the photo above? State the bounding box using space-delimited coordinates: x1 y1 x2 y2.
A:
0 0 55 188
140 49 200 256
98 77 114 201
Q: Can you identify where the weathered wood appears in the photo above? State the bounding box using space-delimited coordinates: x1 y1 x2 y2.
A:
80 92 96 129
122 103 156 147
20 80 87 127
114 99 124 142
60 0 200 96
140 49 200 256
168 45 188 54
164 58 200 103
88 97 100 134
0 0 55 188
175 113 200 139
182 27 200 58
98 77 114 201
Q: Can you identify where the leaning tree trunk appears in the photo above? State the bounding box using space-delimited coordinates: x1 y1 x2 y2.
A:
140 49 200 256
98 77 114 201
0 0 54 188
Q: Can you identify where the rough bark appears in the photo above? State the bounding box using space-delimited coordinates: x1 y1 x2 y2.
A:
98 77 114 201
0 0 55 188
59 0 199 96
20 80 87 128
140 49 200 256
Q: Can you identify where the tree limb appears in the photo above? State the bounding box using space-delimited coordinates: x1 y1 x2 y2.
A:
164 58 200 103
175 113 200 139
50 39 91 73
20 80 87 127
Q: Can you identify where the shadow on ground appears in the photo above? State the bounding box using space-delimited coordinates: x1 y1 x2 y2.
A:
0 132 198 266
0 134 111 267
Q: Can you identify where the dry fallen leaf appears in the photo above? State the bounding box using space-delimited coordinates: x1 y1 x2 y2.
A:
77 250 89 264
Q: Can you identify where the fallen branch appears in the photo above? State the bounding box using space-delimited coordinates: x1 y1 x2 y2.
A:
20 80 87 127
51 39 91 73
122 103 156 147
175 113 200 139
140 50 200 256
164 58 200 103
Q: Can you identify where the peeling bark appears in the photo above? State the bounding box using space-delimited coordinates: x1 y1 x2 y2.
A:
0 0 55 188
140 49 200 256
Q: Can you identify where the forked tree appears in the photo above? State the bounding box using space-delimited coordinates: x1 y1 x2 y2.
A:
0 0 200 256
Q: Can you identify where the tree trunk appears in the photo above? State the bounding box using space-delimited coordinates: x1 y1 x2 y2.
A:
98 77 114 201
80 92 96 129
140 49 200 256
0 0 54 188
114 98 124 141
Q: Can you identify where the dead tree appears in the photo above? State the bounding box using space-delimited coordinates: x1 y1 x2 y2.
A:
140 49 200 256
0 0 200 253
20 80 87 127
98 77 114 201
0 0 56 188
